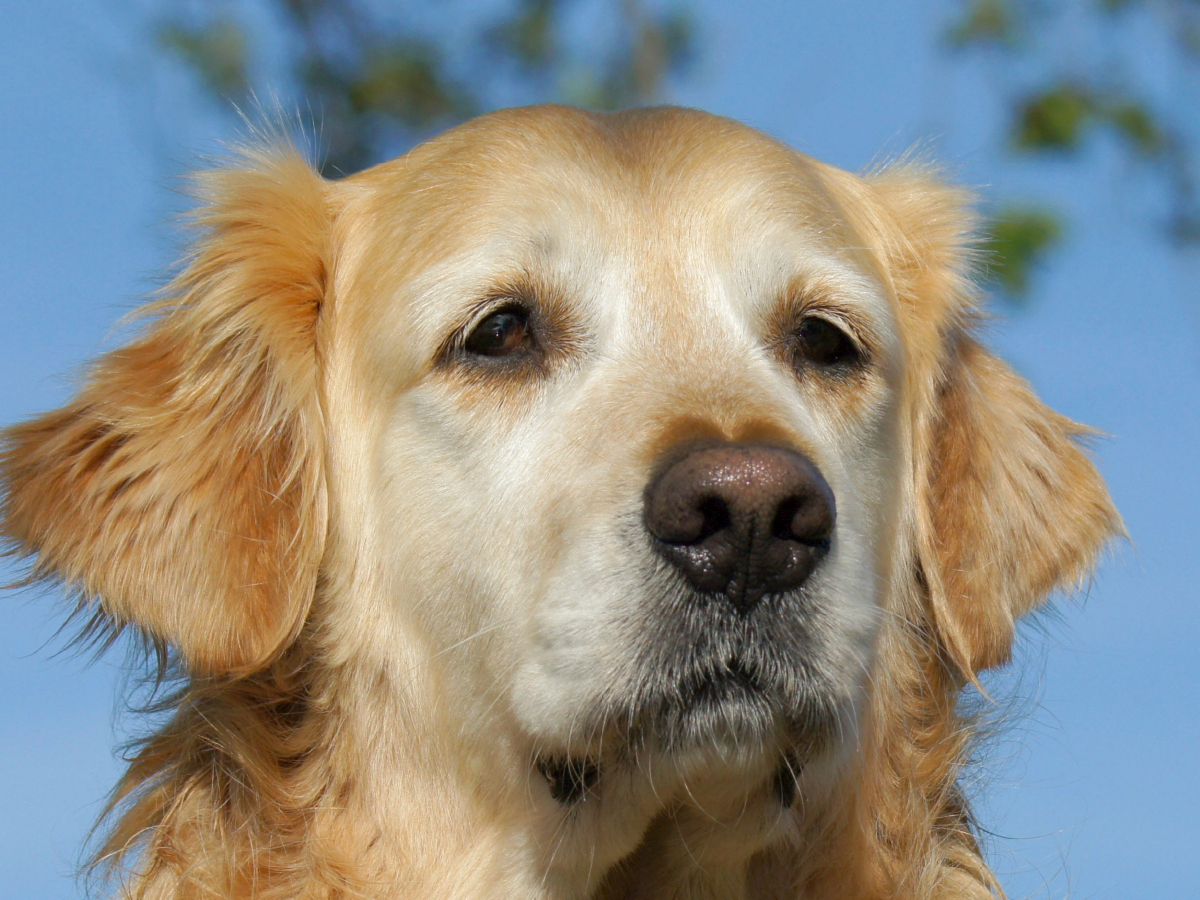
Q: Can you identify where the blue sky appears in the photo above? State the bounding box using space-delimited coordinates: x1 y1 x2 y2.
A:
2 1 1197 897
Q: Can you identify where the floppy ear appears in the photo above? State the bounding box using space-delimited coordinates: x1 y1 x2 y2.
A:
863 166 1121 675
1 147 329 676
918 333 1120 673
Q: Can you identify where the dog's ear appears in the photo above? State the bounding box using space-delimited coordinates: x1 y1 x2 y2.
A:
918 333 1120 673
1 148 329 676
863 167 1121 675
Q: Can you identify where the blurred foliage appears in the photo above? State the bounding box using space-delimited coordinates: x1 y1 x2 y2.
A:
159 19 249 99
1012 83 1095 151
946 0 1023 49
948 0 1200 298
153 0 1200 302
153 0 694 175
981 206 1063 297
1012 82 1166 156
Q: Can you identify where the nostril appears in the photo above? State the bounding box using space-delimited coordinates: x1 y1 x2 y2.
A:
771 496 802 542
695 496 732 544
772 490 835 547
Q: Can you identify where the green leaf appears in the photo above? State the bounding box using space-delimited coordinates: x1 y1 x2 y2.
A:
490 0 558 69
659 10 695 70
159 19 249 99
1106 100 1165 155
982 206 1064 298
345 42 474 128
945 0 1022 49
1012 84 1095 151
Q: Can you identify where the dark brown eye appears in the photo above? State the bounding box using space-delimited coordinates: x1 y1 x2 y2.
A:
794 317 859 368
465 307 533 357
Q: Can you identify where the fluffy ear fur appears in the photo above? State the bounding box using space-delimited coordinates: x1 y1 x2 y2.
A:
1 147 329 676
918 333 1121 673
865 166 1122 675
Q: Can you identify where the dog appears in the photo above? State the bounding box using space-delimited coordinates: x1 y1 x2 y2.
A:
1 106 1119 899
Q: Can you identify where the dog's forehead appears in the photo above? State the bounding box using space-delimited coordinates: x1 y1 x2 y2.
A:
334 106 894 369
343 105 873 261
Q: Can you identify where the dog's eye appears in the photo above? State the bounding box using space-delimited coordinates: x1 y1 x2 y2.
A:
793 317 860 368
465 307 533 357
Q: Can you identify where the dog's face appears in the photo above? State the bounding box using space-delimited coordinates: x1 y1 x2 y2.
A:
324 109 900 780
1 106 1119 897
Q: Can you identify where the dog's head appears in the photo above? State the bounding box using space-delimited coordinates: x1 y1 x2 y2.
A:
1 106 1119 893
329 109 907 773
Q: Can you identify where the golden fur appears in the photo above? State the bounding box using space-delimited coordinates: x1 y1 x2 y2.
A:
1 106 1119 899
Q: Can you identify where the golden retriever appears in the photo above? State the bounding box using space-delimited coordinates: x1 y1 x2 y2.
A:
1 106 1119 900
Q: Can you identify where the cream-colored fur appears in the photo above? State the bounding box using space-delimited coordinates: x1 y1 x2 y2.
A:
1 106 1119 899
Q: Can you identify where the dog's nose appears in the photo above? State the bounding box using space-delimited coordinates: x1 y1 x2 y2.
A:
644 444 835 611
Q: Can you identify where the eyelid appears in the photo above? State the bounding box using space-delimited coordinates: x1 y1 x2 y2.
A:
798 308 870 359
